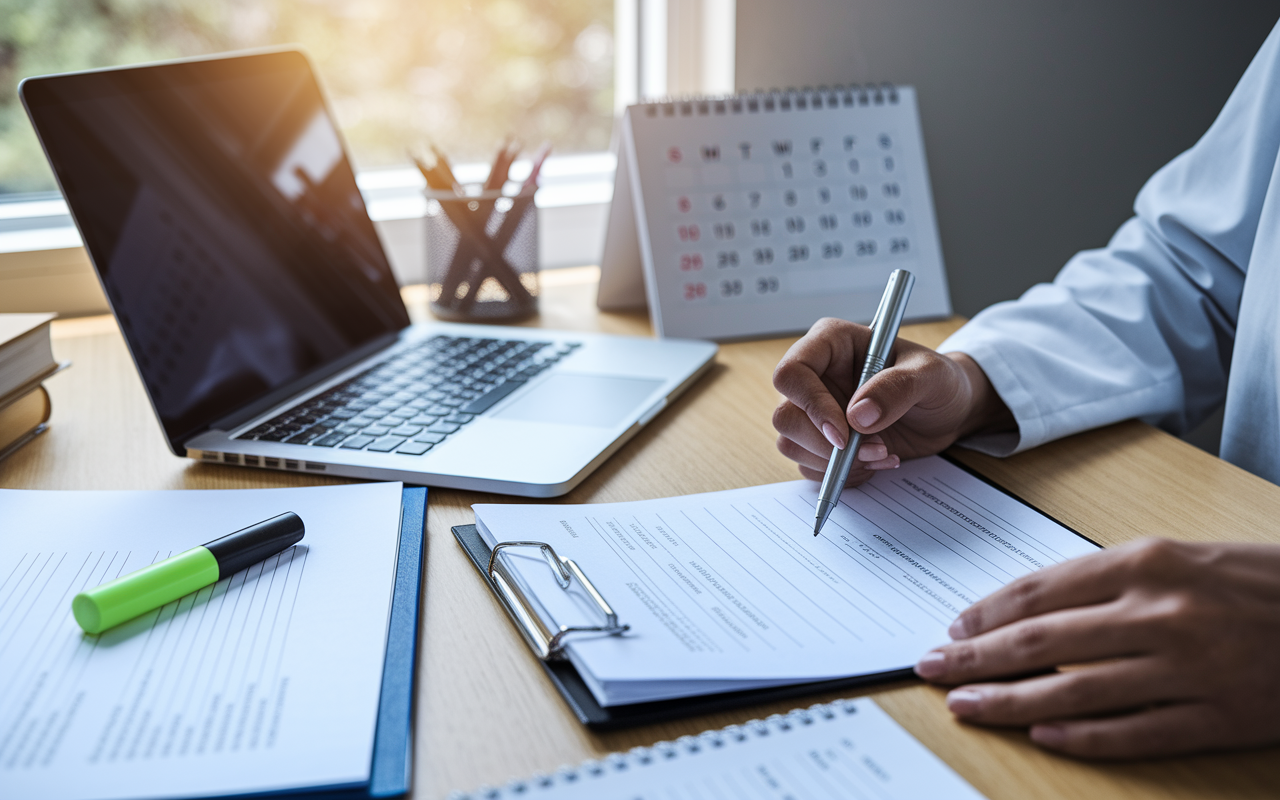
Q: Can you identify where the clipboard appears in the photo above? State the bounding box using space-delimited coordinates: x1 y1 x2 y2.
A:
452 523 914 731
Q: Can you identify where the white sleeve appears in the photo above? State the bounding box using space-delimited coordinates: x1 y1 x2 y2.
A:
938 22 1280 456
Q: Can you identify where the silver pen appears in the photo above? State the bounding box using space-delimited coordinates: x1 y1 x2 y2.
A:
813 269 916 536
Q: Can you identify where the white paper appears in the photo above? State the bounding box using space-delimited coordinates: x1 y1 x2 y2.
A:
458 697 987 800
474 456 1097 705
0 482 404 800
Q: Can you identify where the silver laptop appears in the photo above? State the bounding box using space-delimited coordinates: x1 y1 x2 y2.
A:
22 50 716 497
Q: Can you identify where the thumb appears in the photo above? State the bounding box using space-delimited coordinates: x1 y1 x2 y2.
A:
846 350 958 435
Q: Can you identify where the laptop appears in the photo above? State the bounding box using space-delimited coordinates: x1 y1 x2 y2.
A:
21 49 717 497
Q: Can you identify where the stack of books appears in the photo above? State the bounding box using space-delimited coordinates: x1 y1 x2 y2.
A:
0 313 66 462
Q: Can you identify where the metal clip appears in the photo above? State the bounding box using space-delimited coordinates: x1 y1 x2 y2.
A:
487 541 630 660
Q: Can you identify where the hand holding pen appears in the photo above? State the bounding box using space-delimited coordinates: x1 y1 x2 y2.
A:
772 277 1015 531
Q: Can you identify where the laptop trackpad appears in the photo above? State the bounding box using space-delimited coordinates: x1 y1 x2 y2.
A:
494 374 663 428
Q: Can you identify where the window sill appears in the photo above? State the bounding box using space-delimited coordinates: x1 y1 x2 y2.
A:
0 153 616 316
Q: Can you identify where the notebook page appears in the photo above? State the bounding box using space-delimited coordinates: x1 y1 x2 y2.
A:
474 456 1097 705
450 697 987 800
0 482 404 800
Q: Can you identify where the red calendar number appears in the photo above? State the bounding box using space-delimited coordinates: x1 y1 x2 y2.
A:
677 224 701 242
683 282 707 300
677 195 692 213
668 147 683 163
680 253 704 271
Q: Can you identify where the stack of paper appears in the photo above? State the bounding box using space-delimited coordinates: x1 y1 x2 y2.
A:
474 456 1097 707
0 482 404 800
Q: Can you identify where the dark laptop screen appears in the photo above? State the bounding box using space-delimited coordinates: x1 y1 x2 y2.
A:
21 50 410 452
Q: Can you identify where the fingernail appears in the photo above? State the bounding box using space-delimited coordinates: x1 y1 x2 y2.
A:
1031 724 1066 748
856 442 888 462
948 616 970 640
850 399 880 429
914 650 947 680
947 688 984 716
821 422 845 449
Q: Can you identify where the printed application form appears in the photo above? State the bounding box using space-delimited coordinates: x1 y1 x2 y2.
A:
474 456 1098 706
0 482 404 800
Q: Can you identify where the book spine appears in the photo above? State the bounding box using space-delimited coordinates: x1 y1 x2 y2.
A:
446 700 862 799
0 384 50 463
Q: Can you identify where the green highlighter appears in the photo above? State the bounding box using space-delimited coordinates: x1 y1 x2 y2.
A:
72 512 305 634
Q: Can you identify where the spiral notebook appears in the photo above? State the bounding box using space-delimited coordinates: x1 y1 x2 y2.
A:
599 85 952 340
447 698 986 800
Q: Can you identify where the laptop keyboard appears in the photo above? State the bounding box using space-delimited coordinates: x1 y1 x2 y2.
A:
236 335 581 456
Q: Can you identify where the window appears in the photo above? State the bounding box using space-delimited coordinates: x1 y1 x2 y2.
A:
0 0 615 195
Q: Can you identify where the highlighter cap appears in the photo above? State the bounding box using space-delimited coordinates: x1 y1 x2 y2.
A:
205 512 305 576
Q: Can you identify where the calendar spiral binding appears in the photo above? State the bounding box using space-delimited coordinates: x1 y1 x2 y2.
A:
635 83 900 119
446 699 862 800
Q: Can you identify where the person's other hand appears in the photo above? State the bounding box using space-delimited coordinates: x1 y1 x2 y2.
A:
915 538 1280 759
772 317 1011 487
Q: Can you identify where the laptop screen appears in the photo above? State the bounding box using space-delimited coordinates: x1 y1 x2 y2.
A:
22 50 410 452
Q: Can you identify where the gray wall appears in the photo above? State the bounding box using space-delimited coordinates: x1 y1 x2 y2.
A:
736 1 1278 319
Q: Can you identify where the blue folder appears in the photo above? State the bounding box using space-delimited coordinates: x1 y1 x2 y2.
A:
253 485 425 799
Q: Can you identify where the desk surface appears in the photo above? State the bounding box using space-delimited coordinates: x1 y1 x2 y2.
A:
6 267 1280 800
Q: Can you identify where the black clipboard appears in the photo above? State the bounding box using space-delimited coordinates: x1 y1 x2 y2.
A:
453 523 913 731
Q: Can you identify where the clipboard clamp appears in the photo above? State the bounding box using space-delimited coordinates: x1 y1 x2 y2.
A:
488 541 630 660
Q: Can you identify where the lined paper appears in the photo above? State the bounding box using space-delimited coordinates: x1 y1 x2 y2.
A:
0 482 403 800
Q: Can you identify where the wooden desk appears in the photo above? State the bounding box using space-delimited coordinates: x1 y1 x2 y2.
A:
7 267 1280 799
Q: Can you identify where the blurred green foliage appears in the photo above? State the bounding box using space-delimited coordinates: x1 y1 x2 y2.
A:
0 0 614 193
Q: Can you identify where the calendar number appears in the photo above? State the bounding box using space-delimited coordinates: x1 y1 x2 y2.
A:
781 162 794 179
847 158 860 174
813 160 828 177
712 194 727 211
720 279 744 297
855 240 877 256
753 247 775 265
822 242 843 259
717 251 740 268
818 187 831 204
882 182 901 198
713 222 736 240
683 282 707 300
677 196 691 213
852 211 872 227
785 216 806 233
788 245 810 262
883 156 895 172
668 147 683 163
889 237 910 254
748 191 762 209
783 190 798 207
850 185 869 201
885 209 905 225
679 253 704 271
879 134 892 149
750 219 771 236
756 276 781 294
818 214 838 230
677 224 700 242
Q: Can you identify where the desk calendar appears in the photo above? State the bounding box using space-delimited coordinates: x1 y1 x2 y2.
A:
600 86 951 340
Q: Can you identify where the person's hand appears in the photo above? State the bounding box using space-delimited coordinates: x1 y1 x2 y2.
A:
772 317 1011 487
914 538 1280 759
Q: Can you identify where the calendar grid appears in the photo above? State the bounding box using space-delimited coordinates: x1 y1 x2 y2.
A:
620 85 951 340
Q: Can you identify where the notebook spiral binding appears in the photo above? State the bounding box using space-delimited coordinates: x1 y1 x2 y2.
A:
446 699 862 800
636 83 900 118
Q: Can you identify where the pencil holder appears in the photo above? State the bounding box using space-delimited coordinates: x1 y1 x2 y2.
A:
424 190 539 322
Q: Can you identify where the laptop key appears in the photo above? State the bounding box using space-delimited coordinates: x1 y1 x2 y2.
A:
363 424 392 436
311 432 348 447
444 412 474 425
367 436 407 452
396 441 433 455
412 432 447 444
461 379 525 415
340 435 376 450
427 422 460 434
406 415 439 426
389 424 423 437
